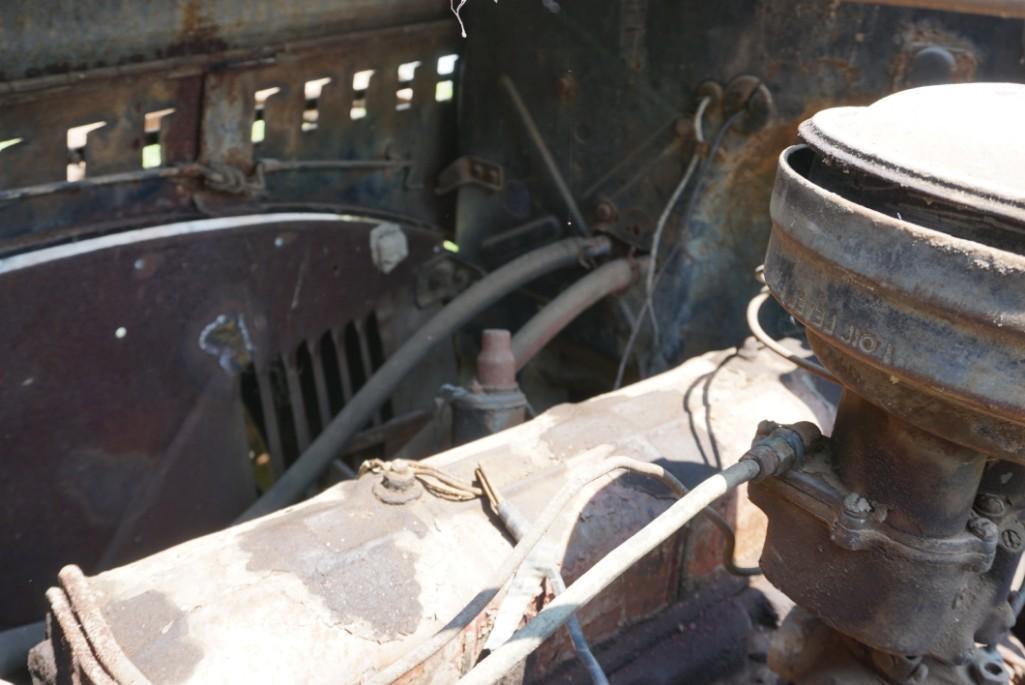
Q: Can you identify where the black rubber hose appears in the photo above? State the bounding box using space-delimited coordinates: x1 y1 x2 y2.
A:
510 258 645 371
239 236 611 521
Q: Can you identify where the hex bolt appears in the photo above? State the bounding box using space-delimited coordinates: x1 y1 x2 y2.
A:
843 493 872 519
975 494 1007 518
968 516 999 542
382 462 416 492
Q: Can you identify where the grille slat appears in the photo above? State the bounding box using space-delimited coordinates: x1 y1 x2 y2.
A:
243 312 390 475
255 366 286 477
310 343 333 431
283 352 312 451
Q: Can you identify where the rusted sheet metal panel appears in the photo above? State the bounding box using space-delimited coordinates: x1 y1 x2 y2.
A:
33 346 832 683
0 20 459 253
0 73 201 189
0 0 450 84
0 214 440 627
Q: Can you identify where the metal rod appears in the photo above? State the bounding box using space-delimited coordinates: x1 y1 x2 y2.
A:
0 159 411 202
746 291 837 383
476 464 609 685
457 460 762 685
499 75 591 236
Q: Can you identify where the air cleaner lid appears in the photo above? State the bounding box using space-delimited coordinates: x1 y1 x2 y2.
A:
799 82 1025 225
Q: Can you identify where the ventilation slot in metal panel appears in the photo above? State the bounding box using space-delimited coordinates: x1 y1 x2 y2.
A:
240 311 391 483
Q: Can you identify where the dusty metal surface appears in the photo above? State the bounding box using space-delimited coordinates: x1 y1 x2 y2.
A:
0 214 442 628
30 345 834 683
0 1 448 85
800 83 1025 225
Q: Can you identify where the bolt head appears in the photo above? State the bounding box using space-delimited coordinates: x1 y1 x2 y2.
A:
595 201 617 223
968 516 999 542
975 494 1007 518
383 462 416 491
843 493 872 518
373 462 423 505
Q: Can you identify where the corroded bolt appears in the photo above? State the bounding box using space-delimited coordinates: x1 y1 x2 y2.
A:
382 462 416 492
975 494 1007 518
843 493 872 519
968 516 999 542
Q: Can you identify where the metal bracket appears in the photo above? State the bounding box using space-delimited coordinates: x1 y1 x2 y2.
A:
435 156 505 195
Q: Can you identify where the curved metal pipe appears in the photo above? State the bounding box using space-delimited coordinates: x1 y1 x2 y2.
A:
746 290 836 383
511 258 646 371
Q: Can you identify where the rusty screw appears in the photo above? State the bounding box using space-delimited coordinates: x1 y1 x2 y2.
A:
975 494 1007 518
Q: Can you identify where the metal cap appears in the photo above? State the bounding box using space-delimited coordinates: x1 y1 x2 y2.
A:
799 83 1025 225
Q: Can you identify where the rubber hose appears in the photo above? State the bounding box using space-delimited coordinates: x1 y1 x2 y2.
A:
511 258 645 371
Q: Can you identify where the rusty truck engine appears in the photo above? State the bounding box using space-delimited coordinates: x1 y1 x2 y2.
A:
2 1 1025 684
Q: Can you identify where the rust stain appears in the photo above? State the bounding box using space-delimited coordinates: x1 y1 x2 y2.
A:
170 0 228 57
